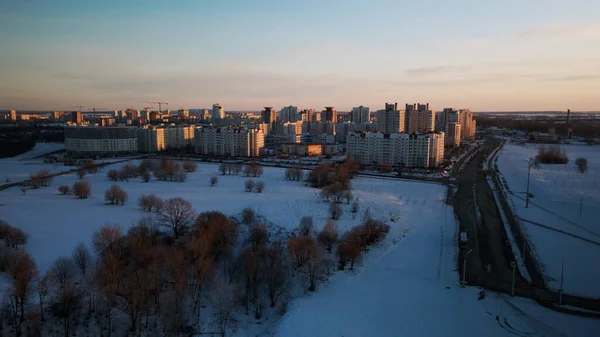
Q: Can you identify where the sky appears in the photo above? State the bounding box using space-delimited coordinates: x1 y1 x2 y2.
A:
1 0 599 112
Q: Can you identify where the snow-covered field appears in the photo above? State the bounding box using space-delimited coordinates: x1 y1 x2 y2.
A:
497 141 600 297
276 180 599 337
0 150 598 336
0 159 444 275
0 142 65 183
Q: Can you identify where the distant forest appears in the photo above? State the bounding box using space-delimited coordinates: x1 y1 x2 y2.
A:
475 115 600 138
0 124 64 158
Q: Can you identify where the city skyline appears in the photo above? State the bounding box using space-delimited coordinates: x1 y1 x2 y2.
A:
1 0 600 111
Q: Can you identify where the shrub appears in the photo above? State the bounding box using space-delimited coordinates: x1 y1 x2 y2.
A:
575 157 588 174
141 170 151 182
30 169 52 188
536 145 568 164
104 185 127 205
183 160 197 172
210 176 218 186
318 220 338 252
241 208 255 225
138 194 163 212
58 185 70 195
73 181 91 199
245 179 255 192
255 181 265 193
107 169 119 181
329 202 342 220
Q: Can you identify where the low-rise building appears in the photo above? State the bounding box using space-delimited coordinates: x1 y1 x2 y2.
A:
281 143 323 157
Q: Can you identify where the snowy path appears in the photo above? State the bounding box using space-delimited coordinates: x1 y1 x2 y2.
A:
275 195 600 337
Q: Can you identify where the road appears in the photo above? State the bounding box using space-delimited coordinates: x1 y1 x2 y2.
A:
454 138 600 316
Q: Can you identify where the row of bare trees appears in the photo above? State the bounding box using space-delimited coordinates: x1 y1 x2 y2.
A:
29 170 52 189
0 199 389 336
218 163 242 176
284 167 304 181
307 158 358 189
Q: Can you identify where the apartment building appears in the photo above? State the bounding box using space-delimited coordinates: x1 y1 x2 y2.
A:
194 127 264 157
351 106 370 124
137 125 194 152
376 103 405 134
459 109 475 140
65 126 138 156
279 105 299 122
406 103 435 133
346 131 445 168
435 108 462 146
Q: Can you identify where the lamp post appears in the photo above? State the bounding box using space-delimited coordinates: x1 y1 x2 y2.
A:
510 260 516 296
525 158 532 208
462 249 473 287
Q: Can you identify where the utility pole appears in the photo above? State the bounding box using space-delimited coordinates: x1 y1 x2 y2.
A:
559 261 564 305
511 260 516 296
462 249 473 287
526 158 532 208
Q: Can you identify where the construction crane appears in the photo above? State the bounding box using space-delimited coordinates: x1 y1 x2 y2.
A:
87 107 108 113
140 101 168 114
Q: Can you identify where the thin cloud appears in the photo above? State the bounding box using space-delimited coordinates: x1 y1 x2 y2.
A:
521 24 600 39
405 65 470 76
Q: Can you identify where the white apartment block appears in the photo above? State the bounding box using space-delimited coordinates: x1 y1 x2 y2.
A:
194 127 264 157
65 126 138 155
351 106 370 124
138 126 166 152
164 125 195 149
346 131 445 168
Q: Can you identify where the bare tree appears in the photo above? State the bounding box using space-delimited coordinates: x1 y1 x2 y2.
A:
104 185 127 205
329 201 342 220
219 163 228 175
211 176 218 186
107 169 119 181
337 234 362 270
6 227 29 249
318 219 339 252
343 190 353 204
233 163 242 175
245 179 255 192
30 169 52 188
7 251 38 332
211 281 235 337
73 181 91 199
255 180 265 193
71 242 91 275
92 224 123 256
575 157 588 174
299 216 314 236
263 242 289 307
58 185 70 195
50 256 76 291
183 160 197 172
76 169 86 179
241 208 255 225
157 197 196 239
141 170 151 182
37 273 49 322
351 200 359 218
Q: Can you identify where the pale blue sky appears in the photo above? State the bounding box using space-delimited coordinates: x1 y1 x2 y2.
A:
1 0 599 111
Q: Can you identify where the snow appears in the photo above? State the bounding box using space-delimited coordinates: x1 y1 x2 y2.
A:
0 160 444 275
2 155 599 336
276 182 600 337
496 141 600 297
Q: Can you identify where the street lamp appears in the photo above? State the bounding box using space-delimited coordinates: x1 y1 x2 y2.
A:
462 249 473 287
510 260 516 296
525 158 533 208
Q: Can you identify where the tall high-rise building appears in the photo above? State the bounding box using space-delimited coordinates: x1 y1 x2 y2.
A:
71 111 83 124
52 111 64 121
9 110 17 121
376 103 404 134
351 106 370 124
459 109 475 140
212 104 225 122
323 107 337 122
279 105 299 122
406 103 435 133
178 109 189 118
261 107 276 125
